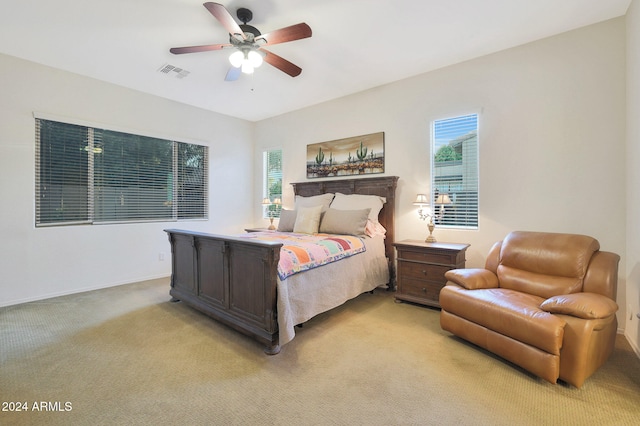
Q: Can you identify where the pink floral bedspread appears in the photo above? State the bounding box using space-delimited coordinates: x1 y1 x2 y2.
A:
239 232 366 280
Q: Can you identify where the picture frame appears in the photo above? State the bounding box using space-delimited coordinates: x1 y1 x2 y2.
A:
306 132 385 179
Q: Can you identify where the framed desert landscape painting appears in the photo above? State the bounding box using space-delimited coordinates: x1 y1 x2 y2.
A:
306 132 385 179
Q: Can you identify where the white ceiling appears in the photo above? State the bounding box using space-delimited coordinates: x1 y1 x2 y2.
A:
0 0 631 122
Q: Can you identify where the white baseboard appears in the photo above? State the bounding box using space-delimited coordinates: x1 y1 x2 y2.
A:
624 331 640 359
0 275 170 308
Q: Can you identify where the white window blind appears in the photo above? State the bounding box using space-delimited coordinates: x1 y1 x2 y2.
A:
35 120 91 225
35 118 208 226
263 149 282 219
431 114 479 228
176 142 208 219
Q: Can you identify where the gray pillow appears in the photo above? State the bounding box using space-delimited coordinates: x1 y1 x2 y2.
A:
277 209 297 232
319 208 371 236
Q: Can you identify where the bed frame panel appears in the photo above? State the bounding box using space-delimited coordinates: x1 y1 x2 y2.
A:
165 176 398 354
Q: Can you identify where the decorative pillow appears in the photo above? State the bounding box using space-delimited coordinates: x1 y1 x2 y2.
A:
540 292 618 319
330 193 386 223
364 220 387 238
319 208 370 236
277 209 297 232
294 193 334 212
293 205 323 234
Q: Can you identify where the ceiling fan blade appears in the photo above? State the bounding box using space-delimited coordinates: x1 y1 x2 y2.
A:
256 23 312 46
225 66 241 81
170 43 231 54
204 2 245 40
261 48 303 77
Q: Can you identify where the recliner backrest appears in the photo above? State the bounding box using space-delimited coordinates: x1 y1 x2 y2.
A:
495 231 600 299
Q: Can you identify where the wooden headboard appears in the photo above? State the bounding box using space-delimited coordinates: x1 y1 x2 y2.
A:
291 176 399 266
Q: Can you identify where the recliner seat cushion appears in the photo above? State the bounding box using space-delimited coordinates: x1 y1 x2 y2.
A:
440 286 566 355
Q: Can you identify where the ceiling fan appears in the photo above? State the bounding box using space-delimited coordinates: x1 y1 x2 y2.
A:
170 2 312 81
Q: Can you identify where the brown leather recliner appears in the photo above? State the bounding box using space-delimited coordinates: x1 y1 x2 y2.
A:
439 231 620 388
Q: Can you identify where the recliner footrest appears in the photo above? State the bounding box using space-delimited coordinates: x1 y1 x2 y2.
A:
440 286 566 355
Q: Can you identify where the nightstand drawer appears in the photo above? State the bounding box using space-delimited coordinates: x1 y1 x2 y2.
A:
399 261 450 282
401 279 442 303
398 250 458 265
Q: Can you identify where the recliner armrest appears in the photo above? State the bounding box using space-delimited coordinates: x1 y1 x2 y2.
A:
540 292 618 319
444 268 499 290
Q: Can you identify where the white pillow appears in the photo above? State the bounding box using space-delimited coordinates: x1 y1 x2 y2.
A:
295 193 334 212
293 205 323 234
330 193 386 223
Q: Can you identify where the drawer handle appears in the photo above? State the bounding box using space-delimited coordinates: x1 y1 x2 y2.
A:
422 270 427 275
422 287 427 293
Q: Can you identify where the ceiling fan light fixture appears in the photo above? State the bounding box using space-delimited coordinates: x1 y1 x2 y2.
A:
241 61 254 74
248 50 263 68
229 50 244 67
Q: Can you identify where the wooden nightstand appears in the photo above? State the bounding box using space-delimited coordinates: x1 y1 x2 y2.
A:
244 227 273 233
394 240 469 308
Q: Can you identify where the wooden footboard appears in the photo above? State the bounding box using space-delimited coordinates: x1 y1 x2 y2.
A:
165 229 283 354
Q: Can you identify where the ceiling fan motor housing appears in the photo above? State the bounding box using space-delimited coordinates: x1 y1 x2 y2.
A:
240 24 261 37
230 8 261 42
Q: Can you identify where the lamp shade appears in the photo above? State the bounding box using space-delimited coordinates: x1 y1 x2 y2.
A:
262 197 271 205
435 194 452 205
413 194 429 206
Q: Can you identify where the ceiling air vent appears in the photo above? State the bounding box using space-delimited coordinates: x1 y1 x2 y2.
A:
157 63 190 79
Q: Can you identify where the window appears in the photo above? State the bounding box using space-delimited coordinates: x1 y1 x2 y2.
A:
431 114 478 228
35 118 208 226
263 149 282 219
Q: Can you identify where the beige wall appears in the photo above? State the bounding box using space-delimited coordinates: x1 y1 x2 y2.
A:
0 54 254 306
254 18 630 332
626 0 640 352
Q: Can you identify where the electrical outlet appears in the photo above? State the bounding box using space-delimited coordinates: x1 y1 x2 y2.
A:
158 252 165 261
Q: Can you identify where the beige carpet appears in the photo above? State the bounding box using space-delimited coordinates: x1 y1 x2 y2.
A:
1 278 639 425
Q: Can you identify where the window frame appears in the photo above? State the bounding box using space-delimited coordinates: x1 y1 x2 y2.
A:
34 114 208 227
262 148 282 219
430 113 479 230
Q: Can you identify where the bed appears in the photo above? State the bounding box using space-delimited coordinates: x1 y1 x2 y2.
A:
165 176 398 354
